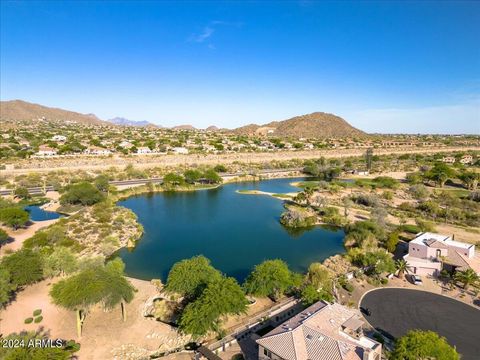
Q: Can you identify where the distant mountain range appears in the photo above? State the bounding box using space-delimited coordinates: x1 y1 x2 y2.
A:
107 117 154 127
0 100 366 138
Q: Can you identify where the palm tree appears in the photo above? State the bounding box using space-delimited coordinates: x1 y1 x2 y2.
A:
453 269 479 291
395 259 409 279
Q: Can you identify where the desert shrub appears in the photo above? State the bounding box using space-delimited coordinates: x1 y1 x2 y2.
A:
60 182 105 206
34 316 43 323
24 317 33 324
33 309 42 316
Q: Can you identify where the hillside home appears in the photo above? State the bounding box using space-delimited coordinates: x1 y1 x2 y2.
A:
51 135 67 142
257 301 382 360
136 146 152 154
404 232 479 276
35 145 57 157
442 156 456 164
118 141 134 149
172 147 189 154
460 155 473 165
84 146 112 156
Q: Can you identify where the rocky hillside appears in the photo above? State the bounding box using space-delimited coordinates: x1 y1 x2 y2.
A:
0 100 108 125
233 112 365 138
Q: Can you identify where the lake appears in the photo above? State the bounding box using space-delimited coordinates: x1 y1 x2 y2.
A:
24 205 61 221
117 177 345 282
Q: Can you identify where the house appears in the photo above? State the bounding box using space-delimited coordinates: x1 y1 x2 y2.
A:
172 147 189 154
84 146 112 156
136 146 152 154
257 301 382 360
51 135 67 142
35 145 57 157
459 155 473 165
442 156 456 164
404 232 480 276
118 141 134 149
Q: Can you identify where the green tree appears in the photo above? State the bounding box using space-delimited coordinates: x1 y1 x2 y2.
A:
306 263 331 290
385 232 399 253
43 247 78 278
178 277 248 337
165 256 222 299
359 251 395 275
0 268 13 306
458 170 479 190
94 174 110 193
50 259 134 338
162 173 185 188
300 284 333 305
14 186 30 199
203 169 222 184
243 259 296 300
390 330 459 360
60 182 105 206
0 207 29 229
425 163 456 187
183 169 202 184
1 249 43 287
0 228 9 245
453 268 479 291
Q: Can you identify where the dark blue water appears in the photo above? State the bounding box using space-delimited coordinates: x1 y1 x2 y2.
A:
24 205 61 221
118 177 345 282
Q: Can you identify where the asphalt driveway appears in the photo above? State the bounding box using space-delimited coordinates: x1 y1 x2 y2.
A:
360 288 480 360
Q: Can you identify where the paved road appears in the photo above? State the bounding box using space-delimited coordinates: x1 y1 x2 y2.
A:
0 168 303 196
361 288 480 360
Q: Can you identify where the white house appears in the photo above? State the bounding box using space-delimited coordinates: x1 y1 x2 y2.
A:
404 232 479 276
84 146 112 156
118 141 134 149
136 146 152 154
36 145 57 157
442 156 456 164
51 135 67 142
172 147 189 154
460 155 473 165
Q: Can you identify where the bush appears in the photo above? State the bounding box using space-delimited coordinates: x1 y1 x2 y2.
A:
60 182 105 206
0 207 29 229
1 249 43 287
34 316 43 323
33 309 42 316
24 317 33 324
213 164 227 173
400 224 421 234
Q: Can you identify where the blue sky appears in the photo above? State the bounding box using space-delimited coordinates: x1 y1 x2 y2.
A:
1 1 479 133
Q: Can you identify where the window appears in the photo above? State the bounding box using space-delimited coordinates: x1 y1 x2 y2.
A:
263 348 271 358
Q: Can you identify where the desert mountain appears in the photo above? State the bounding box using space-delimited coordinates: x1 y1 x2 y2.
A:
108 117 154 127
172 124 197 130
0 100 110 125
206 125 219 132
233 112 365 138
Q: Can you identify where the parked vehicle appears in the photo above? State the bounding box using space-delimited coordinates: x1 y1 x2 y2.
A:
411 274 423 285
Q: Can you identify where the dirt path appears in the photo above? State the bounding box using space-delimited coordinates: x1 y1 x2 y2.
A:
0 219 59 256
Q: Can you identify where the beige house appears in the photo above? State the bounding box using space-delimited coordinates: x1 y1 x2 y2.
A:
257 301 381 360
84 146 112 156
404 232 479 276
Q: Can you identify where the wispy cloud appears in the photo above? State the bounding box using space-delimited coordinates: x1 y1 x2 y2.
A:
188 21 243 48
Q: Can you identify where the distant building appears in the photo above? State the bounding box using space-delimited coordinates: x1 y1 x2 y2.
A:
84 146 112 156
36 145 57 157
172 147 189 154
459 155 473 165
442 156 456 164
257 301 382 360
118 141 134 149
51 135 67 142
404 232 479 276
136 146 152 154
